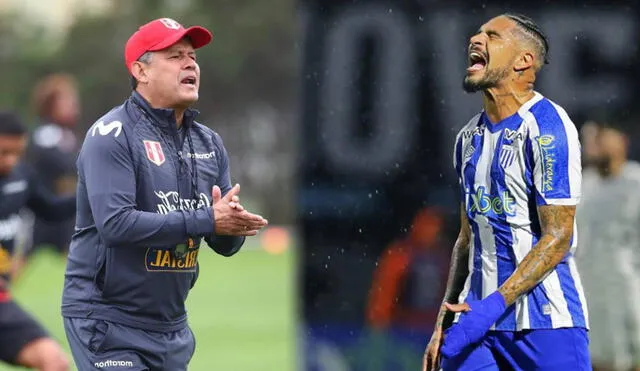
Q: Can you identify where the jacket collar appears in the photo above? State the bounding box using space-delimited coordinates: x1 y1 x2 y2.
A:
129 91 199 129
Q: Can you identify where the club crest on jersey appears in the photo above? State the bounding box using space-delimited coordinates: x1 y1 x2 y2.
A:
143 140 165 166
499 145 516 168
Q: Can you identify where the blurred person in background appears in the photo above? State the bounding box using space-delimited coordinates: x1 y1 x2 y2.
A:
575 117 640 371
12 73 81 280
25 73 80 257
0 111 74 371
61 17 268 370
580 120 602 190
366 207 449 333
424 13 590 371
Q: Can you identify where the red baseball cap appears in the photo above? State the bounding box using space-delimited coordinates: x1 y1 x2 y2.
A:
124 18 213 73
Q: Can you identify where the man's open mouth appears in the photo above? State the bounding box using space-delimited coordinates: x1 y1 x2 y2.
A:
468 52 487 72
181 77 196 85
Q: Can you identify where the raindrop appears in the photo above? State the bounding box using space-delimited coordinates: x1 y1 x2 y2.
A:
368 193 372 199
324 264 328 269
418 16 424 22
358 228 363 233
388 8 393 13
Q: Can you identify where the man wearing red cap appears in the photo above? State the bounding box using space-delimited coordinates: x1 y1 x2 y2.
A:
61 18 268 370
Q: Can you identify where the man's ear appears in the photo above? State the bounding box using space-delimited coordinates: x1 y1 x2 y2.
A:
514 52 535 72
131 61 150 85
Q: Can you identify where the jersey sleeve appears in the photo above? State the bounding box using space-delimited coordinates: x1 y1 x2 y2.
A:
527 104 582 206
453 131 465 200
203 132 245 256
80 121 214 247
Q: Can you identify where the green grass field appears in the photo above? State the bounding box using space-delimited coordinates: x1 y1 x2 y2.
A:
3 241 295 371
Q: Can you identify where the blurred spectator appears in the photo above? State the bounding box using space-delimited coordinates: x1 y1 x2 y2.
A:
25 73 80 257
366 207 450 332
580 120 602 187
575 117 640 371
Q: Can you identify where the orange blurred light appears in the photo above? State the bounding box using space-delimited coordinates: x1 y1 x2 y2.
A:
260 226 290 255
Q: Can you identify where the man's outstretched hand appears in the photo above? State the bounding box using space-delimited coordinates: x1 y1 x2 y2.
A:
440 291 507 359
211 184 268 236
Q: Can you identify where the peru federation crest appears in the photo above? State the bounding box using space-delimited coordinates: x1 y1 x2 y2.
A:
143 140 165 166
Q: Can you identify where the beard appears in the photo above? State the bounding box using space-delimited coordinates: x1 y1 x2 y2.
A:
462 66 510 93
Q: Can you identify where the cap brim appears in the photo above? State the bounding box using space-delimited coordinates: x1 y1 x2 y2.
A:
148 25 213 52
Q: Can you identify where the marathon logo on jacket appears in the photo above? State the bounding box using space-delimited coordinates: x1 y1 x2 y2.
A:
186 151 215 159
143 140 165 166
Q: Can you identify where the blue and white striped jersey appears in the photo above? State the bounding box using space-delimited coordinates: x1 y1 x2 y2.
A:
453 92 588 331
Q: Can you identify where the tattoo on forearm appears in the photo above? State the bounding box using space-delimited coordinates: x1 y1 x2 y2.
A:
436 204 471 330
498 205 575 306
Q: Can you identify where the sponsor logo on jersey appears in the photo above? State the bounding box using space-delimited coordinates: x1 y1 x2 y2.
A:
468 186 516 217
91 120 122 138
145 248 199 272
536 135 556 191
145 191 209 272
94 359 134 368
154 191 210 215
462 127 483 139
504 128 524 141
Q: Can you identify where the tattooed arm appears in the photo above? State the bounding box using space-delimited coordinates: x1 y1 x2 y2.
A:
423 204 470 371
437 203 471 328
497 204 575 306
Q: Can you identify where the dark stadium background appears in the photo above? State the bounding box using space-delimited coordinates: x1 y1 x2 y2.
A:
299 0 640 369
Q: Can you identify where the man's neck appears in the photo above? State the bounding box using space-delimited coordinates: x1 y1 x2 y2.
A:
482 86 535 124
174 109 185 127
136 89 185 127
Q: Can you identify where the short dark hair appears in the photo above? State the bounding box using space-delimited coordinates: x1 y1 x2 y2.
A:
0 111 27 136
504 13 550 66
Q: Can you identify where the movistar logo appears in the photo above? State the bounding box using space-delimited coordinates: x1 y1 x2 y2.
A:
91 120 122 138
468 186 516 216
